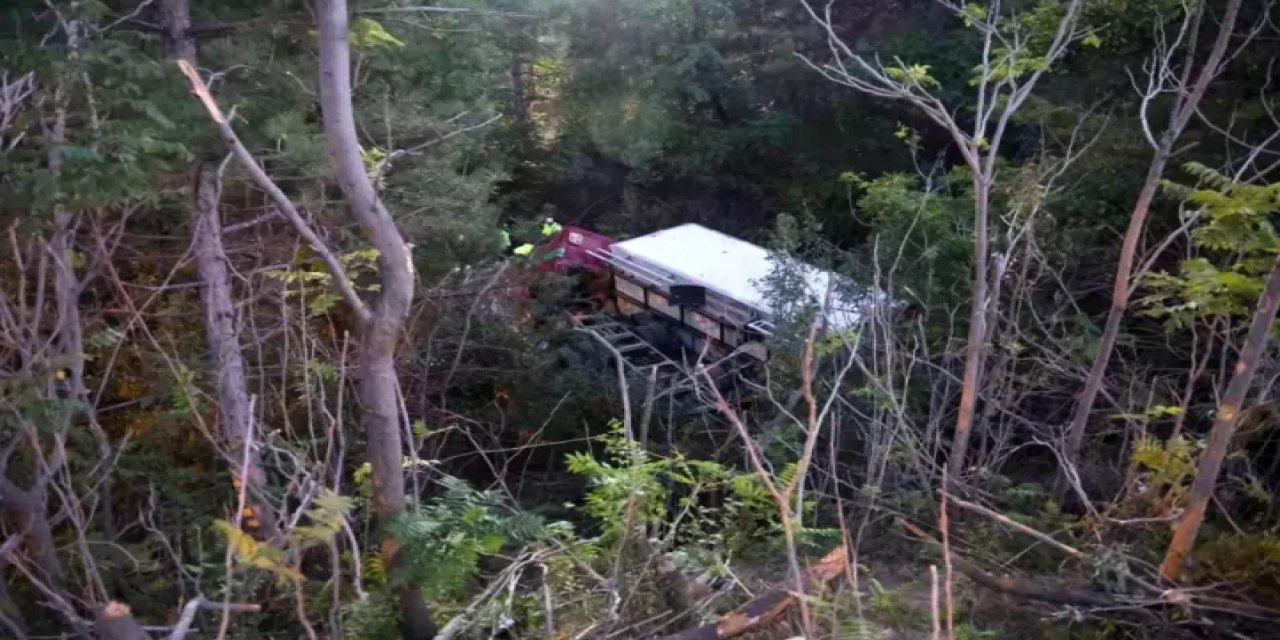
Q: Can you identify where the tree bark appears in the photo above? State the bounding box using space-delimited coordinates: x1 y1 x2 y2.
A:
1159 250 1280 581
0 563 27 638
192 166 277 538
158 0 196 62
0 476 62 588
315 2 435 637
1057 150 1168 498
1057 0 1243 499
509 50 526 124
947 177 989 478
162 0 277 539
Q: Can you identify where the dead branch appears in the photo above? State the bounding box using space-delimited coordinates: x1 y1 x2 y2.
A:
91 598 261 640
947 494 1084 559
0 71 34 149
897 518 1119 608
900 517 1280 622
167 597 261 640
174 59 372 325
653 544 848 640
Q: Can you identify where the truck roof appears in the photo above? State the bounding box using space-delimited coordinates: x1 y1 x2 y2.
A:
610 223 861 330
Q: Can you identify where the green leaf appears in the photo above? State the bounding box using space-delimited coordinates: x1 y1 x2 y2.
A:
350 17 405 50
309 293 340 316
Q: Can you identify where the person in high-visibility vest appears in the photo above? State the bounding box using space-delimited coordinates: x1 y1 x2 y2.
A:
498 218 558 258
499 222 535 256
540 217 562 237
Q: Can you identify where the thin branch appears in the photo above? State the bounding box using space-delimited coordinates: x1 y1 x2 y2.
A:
175 59 372 325
948 494 1084 558
653 545 848 640
357 5 537 18
222 210 283 235
374 114 503 177
168 597 261 640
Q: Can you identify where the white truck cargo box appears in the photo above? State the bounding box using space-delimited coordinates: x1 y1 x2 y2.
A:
604 223 861 333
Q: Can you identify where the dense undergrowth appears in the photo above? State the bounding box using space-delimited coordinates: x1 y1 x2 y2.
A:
1 0 1279 639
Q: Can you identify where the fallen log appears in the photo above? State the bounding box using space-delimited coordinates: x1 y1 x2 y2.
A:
654 544 848 640
898 518 1118 607
897 517 1280 623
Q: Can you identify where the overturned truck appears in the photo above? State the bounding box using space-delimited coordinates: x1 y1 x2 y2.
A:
542 223 861 413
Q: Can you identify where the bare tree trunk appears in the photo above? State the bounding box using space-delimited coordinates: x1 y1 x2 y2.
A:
0 564 27 638
1057 151 1168 498
947 178 989 478
1056 0 1243 499
509 50 526 124
11 69 76 593
192 166 277 537
159 0 195 62
162 0 277 539
1159 250 1280 581
797 0 1086 479
0 475 62 588
315 2 435 636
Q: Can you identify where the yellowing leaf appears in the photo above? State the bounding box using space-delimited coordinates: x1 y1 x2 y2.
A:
214 519 302 580
350 17 405 50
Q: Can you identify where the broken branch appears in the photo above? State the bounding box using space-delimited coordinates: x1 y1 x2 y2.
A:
654 544 848 640
175 59 372 325
947 494 1084 559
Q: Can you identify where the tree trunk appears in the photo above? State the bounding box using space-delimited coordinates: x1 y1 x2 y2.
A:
1056 150 1168 498
162 0 277 539
159 0 196 62
10 74 76 593
947 177 990 478
0 477 62 588
315 2 435 637
1159 250 1280 581
192 166 277 538
509 50 526 124
0 564 27 638
1056 0 1242 500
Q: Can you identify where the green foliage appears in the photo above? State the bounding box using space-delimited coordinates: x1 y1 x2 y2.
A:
1194 533 1280 602
214 488 355 584
970 49 1049 85
267 246 384 316
342 593 402 640
867 577 916 629
349 17 405 50
292 490 356 546
853 172 974 307
887 62 941 88
1130 435 1199 490
386 476 554 599
1110 404 1184 431
214 519 302 582
956 622 1000 640
566 419 731 537
567 419 835 559
1140 167 1280 329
